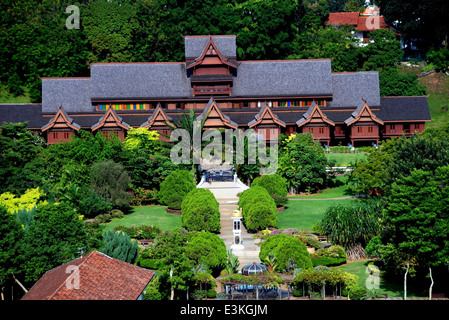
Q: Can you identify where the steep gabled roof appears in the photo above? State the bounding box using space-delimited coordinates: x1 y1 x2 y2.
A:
91 107 130 131
186 37 237 70
296 102 335 127
22 251 154 300
197 98 238 129
248 103 286 128
345 100 383 125
184 35 237 60
41 105 81 132
141 104 176 128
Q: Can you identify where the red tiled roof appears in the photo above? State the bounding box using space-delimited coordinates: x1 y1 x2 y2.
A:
326 12 360 26
22 251 154 300
356 16 388 31
327 12 389 32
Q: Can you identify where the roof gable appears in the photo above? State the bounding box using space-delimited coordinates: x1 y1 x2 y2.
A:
186 38 236 70
345 100 383 125
197 98 238 129
141 104 175 129
41 105 81 132
248 103 286 128
296 102 335 127
22 251 154 300
91 107 130 131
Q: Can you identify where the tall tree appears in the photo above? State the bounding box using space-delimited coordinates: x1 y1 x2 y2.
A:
81 0 140 63
383 167 449 299
0 206 25 299
378 0 449 50
21 203 91 282
0 123 46 194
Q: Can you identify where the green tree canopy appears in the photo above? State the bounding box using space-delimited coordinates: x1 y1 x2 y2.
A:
181 188 220 233
251 174 288 207
259 234 313 272
278 133 327 194
0 122 46 194
21 203 91 282
185 231 227 276
158 169 196 210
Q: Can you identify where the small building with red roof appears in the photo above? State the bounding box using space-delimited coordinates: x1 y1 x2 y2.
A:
21 251 154 300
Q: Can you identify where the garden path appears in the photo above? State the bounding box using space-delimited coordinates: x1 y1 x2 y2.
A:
199 179 261 269
218 203 261 269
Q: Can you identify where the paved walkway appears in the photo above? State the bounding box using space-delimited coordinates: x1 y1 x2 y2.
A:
199 180 261 269
218 204 261 269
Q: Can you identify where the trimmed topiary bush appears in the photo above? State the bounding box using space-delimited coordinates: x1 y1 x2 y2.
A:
251 174 288 207
181 188 220 233
158 169 196 210
238 186 277 233
186 231 227 276
259 234 313 272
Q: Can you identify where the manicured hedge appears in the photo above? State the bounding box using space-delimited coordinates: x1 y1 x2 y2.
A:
259 234 312 272
238 186 277 233
158 169 196 210
311 245 347 267
181 188 220 233
251 174 288 207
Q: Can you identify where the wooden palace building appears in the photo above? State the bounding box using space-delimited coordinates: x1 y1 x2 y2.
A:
0 35 431 146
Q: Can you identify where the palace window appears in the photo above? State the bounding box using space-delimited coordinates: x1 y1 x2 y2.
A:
319 127 325 134
97 103 151 111
368 126 374 133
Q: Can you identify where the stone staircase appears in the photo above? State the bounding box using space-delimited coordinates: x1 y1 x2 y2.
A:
200 180 248 204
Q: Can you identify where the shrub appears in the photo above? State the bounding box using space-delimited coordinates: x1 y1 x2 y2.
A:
239 186 277 233
349 286 367 300
315 199 383 259
259 234 312 272
244 201 277 233
158 170 196 210
251 174 288 207
114 225 162 240
101 230 139 264
186 231 227 275
311 245 347 267
181 188 220 233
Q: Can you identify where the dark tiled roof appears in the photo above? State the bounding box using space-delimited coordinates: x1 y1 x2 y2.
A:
330 72 381 107
232 60 333 98
42 78 93 113
378 96 432 121
90 63 192 101
22 251 154 300
0 104 46 129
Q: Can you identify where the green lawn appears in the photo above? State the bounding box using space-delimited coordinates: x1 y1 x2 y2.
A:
336 260 428 298
277 198 355 230
103 205 182 232
325 152 367 167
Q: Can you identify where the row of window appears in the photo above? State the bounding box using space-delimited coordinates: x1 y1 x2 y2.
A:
97 103 153 111
96 99 327 111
